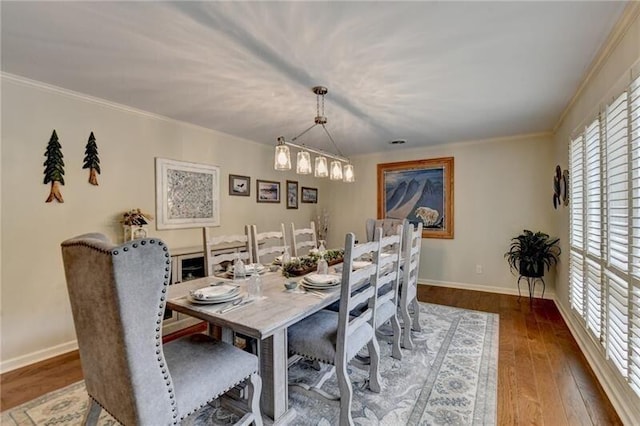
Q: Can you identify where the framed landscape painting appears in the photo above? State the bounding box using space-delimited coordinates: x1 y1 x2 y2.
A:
257 179 280 203
301 187 318 203
155 158 220 229
286 180 298 209
377 157 454 239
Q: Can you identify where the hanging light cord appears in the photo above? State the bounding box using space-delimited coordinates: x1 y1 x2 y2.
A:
287 88 348 162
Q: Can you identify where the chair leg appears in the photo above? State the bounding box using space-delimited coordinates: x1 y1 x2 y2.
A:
83 398 101 426
247 373 263 426
401 300 414 350
411 298 422 332
366 338 382 393
390 315 402 360
336 359 354 426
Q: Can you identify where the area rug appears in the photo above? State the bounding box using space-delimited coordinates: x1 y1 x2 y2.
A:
1 303 498 425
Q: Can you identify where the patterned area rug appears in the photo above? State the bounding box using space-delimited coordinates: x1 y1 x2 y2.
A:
1 303 498 425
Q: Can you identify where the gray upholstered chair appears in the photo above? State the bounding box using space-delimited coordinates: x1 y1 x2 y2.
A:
400 222 423 349
365 218 408 242
61 233 262 426
203 226 253 275
290 221 317 257
288 231 383 426
373 225 404 360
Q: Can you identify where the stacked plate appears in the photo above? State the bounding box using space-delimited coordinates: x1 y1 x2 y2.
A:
225 263 267 277
300 273 341 291
188 284 241 305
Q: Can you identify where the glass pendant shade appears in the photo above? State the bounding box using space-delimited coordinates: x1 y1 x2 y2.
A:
296 151 312 174
343 163 355 183
330 160 343 180
314 156 328 178
274 144 291 170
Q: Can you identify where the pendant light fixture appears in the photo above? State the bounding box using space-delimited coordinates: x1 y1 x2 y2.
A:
274 86 354 182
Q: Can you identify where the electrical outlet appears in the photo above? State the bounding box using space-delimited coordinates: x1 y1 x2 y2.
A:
475 264 483 274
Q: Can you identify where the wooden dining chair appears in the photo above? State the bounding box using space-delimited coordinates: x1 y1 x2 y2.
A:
250 224 287 264
290 221 317 257
61 233 262 426
400 222 423 349
203 225 253 275
365 218 408 242
287 231 383 426
373 224 404 360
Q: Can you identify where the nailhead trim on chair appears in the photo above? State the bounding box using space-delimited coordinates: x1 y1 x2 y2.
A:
88 394 126 425
178 372 259 421
118 238 179 424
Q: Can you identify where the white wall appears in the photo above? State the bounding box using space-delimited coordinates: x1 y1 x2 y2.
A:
0 75 328 369
551 5 640 424
327 133 556 294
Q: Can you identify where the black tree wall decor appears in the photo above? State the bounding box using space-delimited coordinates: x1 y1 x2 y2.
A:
83 131 101 185
43 129 65 203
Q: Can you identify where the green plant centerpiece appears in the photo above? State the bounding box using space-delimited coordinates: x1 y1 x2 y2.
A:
504 229 561 278
281 249 344 278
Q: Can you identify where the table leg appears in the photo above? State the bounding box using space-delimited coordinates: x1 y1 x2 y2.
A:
258 329 296 423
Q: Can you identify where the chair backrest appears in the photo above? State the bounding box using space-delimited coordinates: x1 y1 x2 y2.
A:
202 226 252 275
375 224 403 315
402 222 423 307
290 221 318 257
61 233 174 425
365 218 409 242
336 230 382 363
250 223 287 264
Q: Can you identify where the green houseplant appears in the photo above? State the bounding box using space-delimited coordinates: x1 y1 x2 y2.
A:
505 230 561 278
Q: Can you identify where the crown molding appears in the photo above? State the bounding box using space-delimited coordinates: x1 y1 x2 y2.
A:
553 1 640 134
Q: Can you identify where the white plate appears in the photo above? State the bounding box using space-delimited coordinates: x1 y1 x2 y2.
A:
304 273 341 285
301 279 340 289
187 293 242 305
190 284 239 301
300 281 339 291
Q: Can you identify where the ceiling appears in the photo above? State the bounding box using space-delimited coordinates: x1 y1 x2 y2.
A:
1 1 627 157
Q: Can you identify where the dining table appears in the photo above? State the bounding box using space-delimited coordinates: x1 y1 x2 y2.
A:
166 267 344 424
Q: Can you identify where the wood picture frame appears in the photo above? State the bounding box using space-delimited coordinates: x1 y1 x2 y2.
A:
301 187 318 204
229 174 250 196
256 179 280 203
377 157 454 239
286 180 298 209
155 158 220 229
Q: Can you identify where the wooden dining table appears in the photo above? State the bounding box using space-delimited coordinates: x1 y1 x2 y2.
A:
166 269 342 424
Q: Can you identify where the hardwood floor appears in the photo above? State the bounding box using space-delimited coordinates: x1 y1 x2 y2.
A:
1 286 621 425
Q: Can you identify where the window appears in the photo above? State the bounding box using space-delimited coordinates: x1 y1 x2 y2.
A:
569 75 640 397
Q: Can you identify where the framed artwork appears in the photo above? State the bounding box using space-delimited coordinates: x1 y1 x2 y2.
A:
377 157 454 239
301 187 318 204
155 158 220 229
229 174 251 196
286 180 299 209
257 179 280 203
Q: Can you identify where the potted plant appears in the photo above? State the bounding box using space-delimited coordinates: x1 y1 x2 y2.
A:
504 229 561 278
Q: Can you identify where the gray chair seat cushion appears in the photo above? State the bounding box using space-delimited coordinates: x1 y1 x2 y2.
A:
164 334 258 418
288 310 373 364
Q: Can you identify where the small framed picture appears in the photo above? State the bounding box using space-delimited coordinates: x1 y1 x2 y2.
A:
257 179 280 203
286 180 298 209
301 187 318 204
229 174 250 196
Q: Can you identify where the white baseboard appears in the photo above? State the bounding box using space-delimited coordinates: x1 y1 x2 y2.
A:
0 340 78 374
419 278 556 300
554 302 640 425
